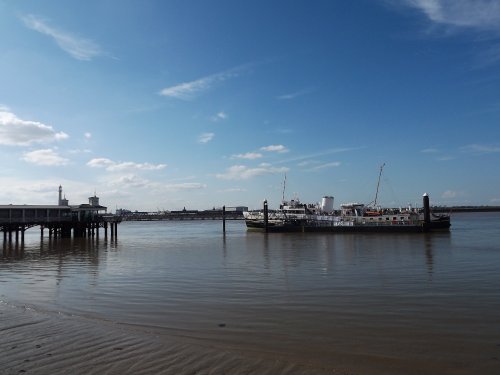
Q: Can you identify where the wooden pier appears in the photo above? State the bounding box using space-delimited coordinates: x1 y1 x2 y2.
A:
0 205 121 243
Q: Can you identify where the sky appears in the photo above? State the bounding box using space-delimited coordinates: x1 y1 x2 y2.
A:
1 0 500 211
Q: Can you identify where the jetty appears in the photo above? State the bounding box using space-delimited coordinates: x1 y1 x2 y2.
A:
0 186 121 243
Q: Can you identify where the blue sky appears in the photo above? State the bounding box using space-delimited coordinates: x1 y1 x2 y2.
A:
1 0 500 211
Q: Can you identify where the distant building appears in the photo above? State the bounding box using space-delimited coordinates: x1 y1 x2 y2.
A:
58 185 69 206
225 206 248 213
58 186 107 221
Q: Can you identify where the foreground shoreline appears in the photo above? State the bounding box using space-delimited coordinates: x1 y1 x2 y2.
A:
2 301 498 374
0 301 340 375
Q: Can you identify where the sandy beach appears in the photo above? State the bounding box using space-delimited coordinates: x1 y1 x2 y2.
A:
0 301 345 375
2 301 499 375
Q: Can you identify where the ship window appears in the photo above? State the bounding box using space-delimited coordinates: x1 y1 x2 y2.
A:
370 218 373 221
386 217 389 221
378 218 382 221
400 217 405 220
393 217 397 220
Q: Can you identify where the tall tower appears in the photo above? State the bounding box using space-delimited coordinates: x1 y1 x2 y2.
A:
89 192 100 207
58 185 69 206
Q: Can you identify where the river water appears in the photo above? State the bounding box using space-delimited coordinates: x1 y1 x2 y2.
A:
1 213 499 373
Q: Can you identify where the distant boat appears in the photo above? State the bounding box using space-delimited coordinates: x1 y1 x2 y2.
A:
243 165 451 233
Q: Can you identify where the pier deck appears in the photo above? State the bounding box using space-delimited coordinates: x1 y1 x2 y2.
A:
0 205 121 242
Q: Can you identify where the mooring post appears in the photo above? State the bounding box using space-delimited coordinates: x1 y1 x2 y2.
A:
222 205 226 233
423 193 431 225
263 200 269 233
114 222 118 237
110 222 114 238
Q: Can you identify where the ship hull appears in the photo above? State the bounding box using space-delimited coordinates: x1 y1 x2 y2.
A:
245 219 450 233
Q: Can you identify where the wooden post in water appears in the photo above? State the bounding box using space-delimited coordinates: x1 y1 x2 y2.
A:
263 200 269 233
222 205 226 233
423 193 431 225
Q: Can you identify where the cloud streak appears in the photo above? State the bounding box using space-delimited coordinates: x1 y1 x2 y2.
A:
211 111 228 122
276 147 363 165
231 152 263 160
309 161 342 171
159 65 249 100
277 87 314 100
87 158 167 171
198 133 215 144
22 14 103 61
260 144 289 153
216 164 289 180
402 0 500 31
460 143 500 154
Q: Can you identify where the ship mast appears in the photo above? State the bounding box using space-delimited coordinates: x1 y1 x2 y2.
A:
282 173 287 202
373 163 385 208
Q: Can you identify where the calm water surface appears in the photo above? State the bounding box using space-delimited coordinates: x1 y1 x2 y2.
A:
1 213 500 369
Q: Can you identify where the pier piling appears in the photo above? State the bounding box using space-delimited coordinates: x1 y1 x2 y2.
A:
222 206 226 233
423 193 431 224
263 200 269 233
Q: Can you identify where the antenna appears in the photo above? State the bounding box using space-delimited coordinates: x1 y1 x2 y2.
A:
373 163 385 207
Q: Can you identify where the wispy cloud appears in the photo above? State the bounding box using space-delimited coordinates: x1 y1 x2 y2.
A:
87 158 167 171
211 111 228 122
308 161 342 171
159 65 249 100
107 174 206 191
218 188 247 193
276 147 363 165
401 0 500 31
421 148 439 153
163 182 207 191
277 87 314 100
0 109 68 146
198 132 215 144
22 148 69 166
436 155 454 161
216 164 289 180
460 143 500 154
110 174 150 188
260 144 289 153
21 14 103 61
231 152 263 160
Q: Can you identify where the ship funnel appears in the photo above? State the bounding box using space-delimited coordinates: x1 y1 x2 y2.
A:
321 196 334 213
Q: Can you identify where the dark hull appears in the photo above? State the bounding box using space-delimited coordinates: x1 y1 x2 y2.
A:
245 219 451 233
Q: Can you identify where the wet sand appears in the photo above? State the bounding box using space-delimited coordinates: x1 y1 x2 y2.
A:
0 302 345 375
2 302 498 374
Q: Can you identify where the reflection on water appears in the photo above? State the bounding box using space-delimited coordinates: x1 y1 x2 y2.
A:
0 215 499 368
